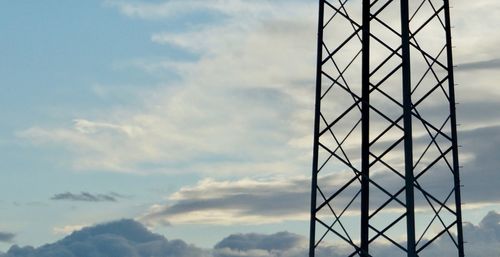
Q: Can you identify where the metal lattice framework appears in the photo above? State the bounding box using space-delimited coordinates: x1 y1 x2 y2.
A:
309 0 464 256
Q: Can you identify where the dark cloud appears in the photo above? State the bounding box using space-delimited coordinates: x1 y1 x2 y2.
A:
212 212 500 257
448 125 500 204
414 211 500 257
215 232 305 252
139 177 312 225
0 219 205 257
50 192 125 202
456 58 500 71
213 232 308 257
371 125 500 211
0 232 15 243
457 101 500 127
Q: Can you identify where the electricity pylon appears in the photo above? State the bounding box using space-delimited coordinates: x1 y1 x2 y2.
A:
309 0 464 256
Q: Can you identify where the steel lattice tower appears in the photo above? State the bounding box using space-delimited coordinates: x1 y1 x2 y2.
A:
309 0 464 256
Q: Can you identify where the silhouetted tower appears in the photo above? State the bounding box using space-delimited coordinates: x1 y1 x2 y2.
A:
309 0 464 256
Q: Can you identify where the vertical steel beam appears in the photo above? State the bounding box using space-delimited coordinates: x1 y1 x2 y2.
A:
400 0 417 256
360 0 371 256
309 0 464 256
443 1 465 256
309 1 325 257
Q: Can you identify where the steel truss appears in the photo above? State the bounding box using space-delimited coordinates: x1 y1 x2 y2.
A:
309 0 464 256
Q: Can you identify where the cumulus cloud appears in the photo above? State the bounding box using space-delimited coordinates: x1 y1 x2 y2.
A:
2 212 499 256
212 212 500 257
213 232 309 257
50 192 124 202
0 219 206 257
414 211 500 257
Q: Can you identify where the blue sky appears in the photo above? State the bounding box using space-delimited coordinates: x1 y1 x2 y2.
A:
0 0 499 255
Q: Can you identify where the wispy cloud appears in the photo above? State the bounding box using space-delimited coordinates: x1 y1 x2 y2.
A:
18 0 317 175
104 0 308 20
50 192 125 202
104 0 227 20
73 119 144 137
17 1 500 220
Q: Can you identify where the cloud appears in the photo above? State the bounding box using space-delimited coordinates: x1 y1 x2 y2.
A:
105 0 307 20
104 0 229 20
50 192 124 202
73 119 144 137
451 0 500 108
452 0 500 62
213 232 308 257
416 211 500 257
18 0 500 182
2 212 499 257
18 0 317 175
457 125 500 204
457 58 500 71
0 232 15 243
214 231 306 251
1 219 206 257
52 225 88 236
138 177 312 226
212 212 500 257
137 122 500 226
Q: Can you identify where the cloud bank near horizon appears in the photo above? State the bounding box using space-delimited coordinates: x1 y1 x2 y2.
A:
0 219 205 257
2 211 499 257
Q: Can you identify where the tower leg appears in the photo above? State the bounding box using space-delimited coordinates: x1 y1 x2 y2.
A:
360 0 371 256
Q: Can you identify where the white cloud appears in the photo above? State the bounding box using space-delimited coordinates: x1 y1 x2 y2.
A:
17 2 500 224
104 0 308 20
19 0 317 175
73 119 143 137
52 224 87 236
